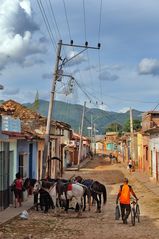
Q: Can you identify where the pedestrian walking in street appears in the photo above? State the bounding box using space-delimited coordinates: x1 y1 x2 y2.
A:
116 178 138 224
12 172 23 208
128 157 133 173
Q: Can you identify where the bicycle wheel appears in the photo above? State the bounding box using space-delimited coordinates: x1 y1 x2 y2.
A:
136 204 140 223
131 208 135 226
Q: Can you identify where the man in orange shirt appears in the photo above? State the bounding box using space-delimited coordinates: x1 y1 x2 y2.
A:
116 178 138 224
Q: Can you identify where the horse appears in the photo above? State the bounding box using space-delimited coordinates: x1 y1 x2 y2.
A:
23 178 37 196
56 180 91 212
75 176 107 213
23 178 54 213
33 179 90 215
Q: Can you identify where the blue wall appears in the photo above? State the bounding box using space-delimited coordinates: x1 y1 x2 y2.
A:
17 140 38 179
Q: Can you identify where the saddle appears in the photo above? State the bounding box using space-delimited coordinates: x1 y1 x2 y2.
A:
61 182 72 193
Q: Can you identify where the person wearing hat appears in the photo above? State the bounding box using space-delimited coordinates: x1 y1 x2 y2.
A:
116 178 138 224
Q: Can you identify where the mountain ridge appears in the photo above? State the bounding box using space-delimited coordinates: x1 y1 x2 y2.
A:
24 99 143 135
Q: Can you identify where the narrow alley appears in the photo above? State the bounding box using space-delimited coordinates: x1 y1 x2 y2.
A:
0 157 159 239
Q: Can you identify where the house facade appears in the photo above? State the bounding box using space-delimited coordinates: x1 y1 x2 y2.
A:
0 100 73 210
142 111 159 180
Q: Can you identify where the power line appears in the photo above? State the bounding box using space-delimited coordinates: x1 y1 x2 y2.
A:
98 0 103 103
63 0 72 40
98 0 103 43
48 0 62 40
74 78 92 101
44 0 59 41
37 0 56 50
83 0 87 41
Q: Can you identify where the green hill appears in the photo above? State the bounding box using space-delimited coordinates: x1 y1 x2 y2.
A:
24 99 143 135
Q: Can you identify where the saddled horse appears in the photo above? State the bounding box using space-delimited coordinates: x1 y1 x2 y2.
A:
23 178 54 213
33 179 90 214
56 180 91 212
75 176 107 213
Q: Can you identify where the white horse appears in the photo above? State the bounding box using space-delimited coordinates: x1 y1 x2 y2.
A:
33 180 86 214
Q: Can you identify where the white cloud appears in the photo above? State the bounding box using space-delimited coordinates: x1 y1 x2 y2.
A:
0 0 47 72
138 58 159 75
64 50 86 67
118 107 130 113
19 0 31 16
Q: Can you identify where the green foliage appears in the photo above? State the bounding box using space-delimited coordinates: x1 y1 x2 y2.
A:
123 119 142 132
32 91 39 112
105 123 122 133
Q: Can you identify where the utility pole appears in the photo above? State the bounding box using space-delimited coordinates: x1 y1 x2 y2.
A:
93 123 96 155
42 40 100 178
130 107 135 162
91 114 93 152
77 101 86 170
42 40 62 179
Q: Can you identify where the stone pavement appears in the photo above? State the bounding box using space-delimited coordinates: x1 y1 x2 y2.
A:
118 162 159 197
0 158 91 226
0 195 33 225
1 160 159 225
130 168 159 197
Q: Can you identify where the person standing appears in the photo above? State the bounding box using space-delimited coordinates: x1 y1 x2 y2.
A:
13 172 23 207
128 157 133 173
116 178 138 224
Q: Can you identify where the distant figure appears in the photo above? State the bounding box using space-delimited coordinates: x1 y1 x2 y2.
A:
12 172 23 207
128 158 133 173
109 153 113 164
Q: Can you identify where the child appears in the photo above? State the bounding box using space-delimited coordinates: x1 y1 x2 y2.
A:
13 172 23 207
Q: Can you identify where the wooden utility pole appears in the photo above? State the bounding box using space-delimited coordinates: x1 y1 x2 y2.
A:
77 101 86 170
42 40 62 179
42 41 100 178
130 107 135 161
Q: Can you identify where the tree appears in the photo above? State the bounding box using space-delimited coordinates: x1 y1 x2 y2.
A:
105 122 122 133
32 90 39 112
123 119 142 132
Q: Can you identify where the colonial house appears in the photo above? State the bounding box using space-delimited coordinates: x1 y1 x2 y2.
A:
0 100 72 210
65 132 91 167
142 111 159 180
0 114 25 210
95 135 106 155
104 132 119 160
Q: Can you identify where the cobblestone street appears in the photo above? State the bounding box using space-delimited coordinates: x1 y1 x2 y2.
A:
1 157 159 239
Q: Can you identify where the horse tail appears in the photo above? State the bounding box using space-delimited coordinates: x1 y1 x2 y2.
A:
102 184 107 204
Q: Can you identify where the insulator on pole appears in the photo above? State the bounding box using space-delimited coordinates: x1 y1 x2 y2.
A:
98 43 101 49
85 41 88 47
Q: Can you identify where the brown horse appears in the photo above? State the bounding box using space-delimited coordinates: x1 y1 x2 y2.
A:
75 176 107 212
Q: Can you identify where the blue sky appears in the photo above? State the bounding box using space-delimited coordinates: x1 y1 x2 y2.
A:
1 0 159 113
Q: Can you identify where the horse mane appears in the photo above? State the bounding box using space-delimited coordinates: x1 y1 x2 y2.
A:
41 180 56 189
75 176 83 183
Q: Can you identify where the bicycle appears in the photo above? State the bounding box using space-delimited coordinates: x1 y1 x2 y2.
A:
130 198 140 226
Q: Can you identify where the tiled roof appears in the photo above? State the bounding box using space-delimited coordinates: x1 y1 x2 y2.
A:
0 99 42 120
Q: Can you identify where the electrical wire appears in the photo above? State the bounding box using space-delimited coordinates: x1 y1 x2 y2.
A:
48 0 62 40
98 0 103 107
37 0 57 50
45 0 59 41
98 0 102 43
83 0 87 41
62 0 72 40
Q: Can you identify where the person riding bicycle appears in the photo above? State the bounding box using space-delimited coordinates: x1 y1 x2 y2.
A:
116 178 138 224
